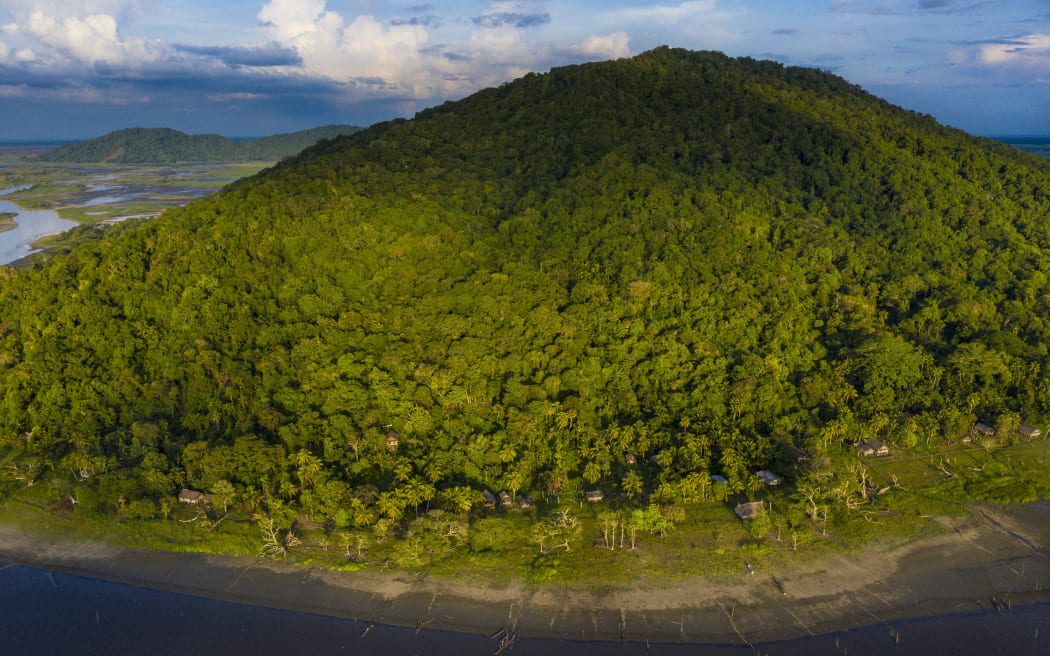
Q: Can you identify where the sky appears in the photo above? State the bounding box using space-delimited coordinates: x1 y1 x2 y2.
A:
0 0 1046 140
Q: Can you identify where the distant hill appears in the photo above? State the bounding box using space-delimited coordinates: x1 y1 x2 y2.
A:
35 125 362 164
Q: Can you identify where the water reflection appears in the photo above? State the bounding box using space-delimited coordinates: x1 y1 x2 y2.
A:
0 563 1046 656
0 187 79 265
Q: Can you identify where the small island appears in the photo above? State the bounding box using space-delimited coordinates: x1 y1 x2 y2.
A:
0 211 15 232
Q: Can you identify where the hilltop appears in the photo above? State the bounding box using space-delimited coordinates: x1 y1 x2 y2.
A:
34 125 361 164
2 47 1050 580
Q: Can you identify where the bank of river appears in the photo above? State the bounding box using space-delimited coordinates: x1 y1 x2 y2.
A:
0 562 1046 656
2 500 1050 655
0 186 79 265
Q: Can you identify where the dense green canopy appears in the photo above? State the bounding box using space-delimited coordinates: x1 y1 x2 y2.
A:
35 125 361 164
3 47 1050 525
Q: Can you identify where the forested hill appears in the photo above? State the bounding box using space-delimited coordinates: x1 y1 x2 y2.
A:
3 47 1050 531
35 125 361 163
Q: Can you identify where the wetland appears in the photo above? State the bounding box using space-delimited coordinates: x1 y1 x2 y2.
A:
0 146 268 263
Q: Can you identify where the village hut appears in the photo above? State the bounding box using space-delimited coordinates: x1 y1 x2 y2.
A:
1017 424 1042 440
585 490 604 503
177 489 213 506
516 495 534 510
710 474 728 484
385 430 400 451
856 438 889 457
498 491 513 508
756 470 782 486
481 489 497 509
973 423 996 438
734 500 764 519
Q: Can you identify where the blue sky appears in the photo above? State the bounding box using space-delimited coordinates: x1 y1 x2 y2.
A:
0 0 1046 140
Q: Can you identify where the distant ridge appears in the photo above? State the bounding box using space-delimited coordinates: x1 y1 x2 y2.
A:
35 125 362 164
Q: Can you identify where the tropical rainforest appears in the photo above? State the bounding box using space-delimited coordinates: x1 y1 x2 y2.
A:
3 48 1050 572
35 125 361 164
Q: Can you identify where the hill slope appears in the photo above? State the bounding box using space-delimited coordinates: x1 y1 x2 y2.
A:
35 125 362 163
3 47 1050 540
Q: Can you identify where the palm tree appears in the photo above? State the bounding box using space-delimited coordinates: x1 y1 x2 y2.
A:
290 449 322 491
211 479 236 513
438 486 478 515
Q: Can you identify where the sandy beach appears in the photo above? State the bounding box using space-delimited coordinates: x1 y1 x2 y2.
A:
1 502 1049 647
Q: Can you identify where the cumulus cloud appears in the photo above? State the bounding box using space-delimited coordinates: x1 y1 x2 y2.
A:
467 23 542 70
255 0 568 102
570 32 630 59
258 0 444 96
979 34 1050 67
23 10 164 67
257 0 328 43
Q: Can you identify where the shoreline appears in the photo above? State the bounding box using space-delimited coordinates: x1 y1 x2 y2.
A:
2 502 1049 646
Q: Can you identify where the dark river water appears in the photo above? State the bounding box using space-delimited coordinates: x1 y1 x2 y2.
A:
1 563 1046 656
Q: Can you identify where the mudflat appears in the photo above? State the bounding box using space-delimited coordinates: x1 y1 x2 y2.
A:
1 503 1048 646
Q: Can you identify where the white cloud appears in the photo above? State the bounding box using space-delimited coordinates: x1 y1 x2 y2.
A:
570 32 631 59
257 1 504 100
15 48 36 62
259 2 432 89
601 0 739 48
0 40 8 60
609 0 720 24
979 34 1050 68
24 10 165 67
469 24 536 64
257 0 327 43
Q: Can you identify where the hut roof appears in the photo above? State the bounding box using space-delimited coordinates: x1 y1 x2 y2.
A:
178 488 203 503
734 500 764 519
757 470 782 485
1017 423 1041 438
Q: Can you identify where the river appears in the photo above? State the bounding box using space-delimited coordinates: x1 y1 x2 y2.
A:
0 186 79 265
0 562 1045 656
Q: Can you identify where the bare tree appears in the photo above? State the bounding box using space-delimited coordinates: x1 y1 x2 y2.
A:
259 516 286 558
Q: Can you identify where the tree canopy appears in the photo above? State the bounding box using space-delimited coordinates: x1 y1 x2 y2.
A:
3 47 1050 539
